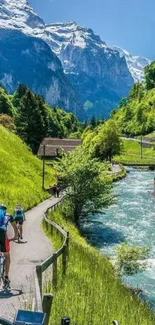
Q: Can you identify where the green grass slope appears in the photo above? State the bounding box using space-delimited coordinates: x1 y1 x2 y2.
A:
115 139 155 164
0 125 55 212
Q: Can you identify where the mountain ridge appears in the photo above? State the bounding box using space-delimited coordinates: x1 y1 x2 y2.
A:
0 0 151 118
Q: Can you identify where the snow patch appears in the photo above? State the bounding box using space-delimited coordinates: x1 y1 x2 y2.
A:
113 46 151 82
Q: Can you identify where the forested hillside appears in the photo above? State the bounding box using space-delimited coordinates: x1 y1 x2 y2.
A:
0 84 82 153
111 61 155 136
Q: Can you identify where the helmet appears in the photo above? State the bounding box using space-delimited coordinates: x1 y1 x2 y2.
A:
0 203 7 210
16 204 21 208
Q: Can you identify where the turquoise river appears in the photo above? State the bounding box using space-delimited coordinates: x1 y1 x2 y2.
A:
80 168 155 307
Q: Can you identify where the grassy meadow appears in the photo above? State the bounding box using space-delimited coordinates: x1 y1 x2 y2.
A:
115 139 155 165
44 208 155 325
0 125 55 213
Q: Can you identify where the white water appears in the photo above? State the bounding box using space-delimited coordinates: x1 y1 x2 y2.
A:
81 169 155 307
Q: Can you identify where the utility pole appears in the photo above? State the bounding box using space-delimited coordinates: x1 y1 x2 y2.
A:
42 144 45 189
140 135 143 159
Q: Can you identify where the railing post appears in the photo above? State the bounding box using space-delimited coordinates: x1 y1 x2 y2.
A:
62 244 67 276
52 253 57 288
66 232 70 258
45 219 48 232
51 224 53 235
42 144 45 190
42 294 54 325
36 265 42 298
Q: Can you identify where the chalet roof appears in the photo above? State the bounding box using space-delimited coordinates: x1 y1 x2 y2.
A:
37 138 82 157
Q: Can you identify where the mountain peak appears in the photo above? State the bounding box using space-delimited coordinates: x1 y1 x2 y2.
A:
0 0 44 32
113 46 151 82
42 21 107 56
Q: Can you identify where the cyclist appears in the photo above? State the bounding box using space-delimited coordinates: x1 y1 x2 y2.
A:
14 204 25 240
0 203 18 287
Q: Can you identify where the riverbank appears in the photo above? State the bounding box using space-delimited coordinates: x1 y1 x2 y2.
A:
44 205 155 325
110 163 126 181
81 168 155 308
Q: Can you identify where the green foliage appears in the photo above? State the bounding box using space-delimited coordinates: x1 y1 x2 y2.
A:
145 61 155 91
14 89 48 153
114 139 155 165
112 86 155 136
115 243 149 276
90 115 97 128
112 62 155 136
47 107 82 139
0 114 15 132
44 209 155 325
82 120 122 161
0 124 55 213
129 83 145 101
94 120 122 161
54 147 113 223
0 88 14 115
0 84 82 153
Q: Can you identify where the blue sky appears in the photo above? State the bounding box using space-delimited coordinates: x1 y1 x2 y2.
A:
29 0 155 60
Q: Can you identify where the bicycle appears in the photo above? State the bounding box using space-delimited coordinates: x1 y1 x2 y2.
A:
0 245 10 291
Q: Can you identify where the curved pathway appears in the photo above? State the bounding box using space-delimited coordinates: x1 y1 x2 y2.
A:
0 195 59 321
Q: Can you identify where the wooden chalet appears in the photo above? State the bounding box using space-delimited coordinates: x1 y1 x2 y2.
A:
37 138 82 159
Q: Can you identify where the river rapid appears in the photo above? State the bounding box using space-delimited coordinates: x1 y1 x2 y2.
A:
80 168 155 307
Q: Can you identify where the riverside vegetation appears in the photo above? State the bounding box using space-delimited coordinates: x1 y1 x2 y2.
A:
44 207 155 325
43 138 153 325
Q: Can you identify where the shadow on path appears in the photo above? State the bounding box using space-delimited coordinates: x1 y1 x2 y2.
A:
0 289 23 299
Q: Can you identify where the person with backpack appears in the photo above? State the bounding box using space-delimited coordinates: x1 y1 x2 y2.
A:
14 204 25 240
0 203 18 287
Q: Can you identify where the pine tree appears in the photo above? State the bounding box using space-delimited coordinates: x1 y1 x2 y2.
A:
90 115 96 128
16 89 46 153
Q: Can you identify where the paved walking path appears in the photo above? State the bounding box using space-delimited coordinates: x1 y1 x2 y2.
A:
110 164 122 176
0 195 59 321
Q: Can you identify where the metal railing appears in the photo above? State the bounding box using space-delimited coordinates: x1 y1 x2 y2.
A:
33 197 69 324
0 195 120 325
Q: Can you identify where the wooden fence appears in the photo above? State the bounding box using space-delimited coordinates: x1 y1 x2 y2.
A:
33 197 69 325
32 198 119 325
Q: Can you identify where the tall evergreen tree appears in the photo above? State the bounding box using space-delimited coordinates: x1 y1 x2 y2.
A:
16 89 48 153
0 88 14 115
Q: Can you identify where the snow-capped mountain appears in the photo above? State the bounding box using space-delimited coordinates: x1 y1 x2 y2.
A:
36 22 134 118
0 0 85 119
0 0 44 32
0 0 151 119
113 46 151 82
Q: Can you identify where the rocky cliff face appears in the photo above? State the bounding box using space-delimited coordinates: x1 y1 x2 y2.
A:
0 0 150 119
0 0 85 119
113 46 151 83
37 22 134 118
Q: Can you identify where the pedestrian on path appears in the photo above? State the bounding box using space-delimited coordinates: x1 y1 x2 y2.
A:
52 184 57 197
56 184 61 198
